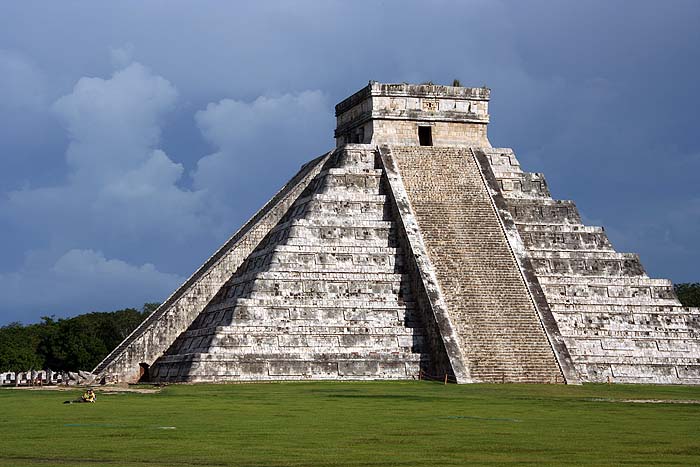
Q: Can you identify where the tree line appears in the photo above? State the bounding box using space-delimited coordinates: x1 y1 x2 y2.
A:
674 283 700 308
0 304 158 373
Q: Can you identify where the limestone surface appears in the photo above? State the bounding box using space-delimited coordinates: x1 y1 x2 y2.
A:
95 81 699 385
480 146 700 383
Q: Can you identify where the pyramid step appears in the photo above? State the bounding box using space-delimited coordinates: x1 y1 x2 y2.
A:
539 276 673 287
258 223 397 249
495 172 551 199
544 295 680 307
507 199 582 224
527 247 616 253
276 194 390 222
242 244 402 268
247 288 404 301
251 244 400 255
564 328 699 339
529 250 639 260
158 350 424 365
518 224 604 233
273 206 388 232
226 269 404 284
492 170 527 179
283 237 396 248
276 220 397 239
550 303 699 314
573 356 700 367
529 253 645 277
246 263 405 276
324 167 383 176
315 169 383 194
151 358 424 383
289 218 394 228
230 297 417 308
302 193 387 203
555 313 698 329
482 148 521 170
197 304 415 322
330 144 379 169
185 304 420 333
568 339 700 356
540 281 676 301
521 230 613 251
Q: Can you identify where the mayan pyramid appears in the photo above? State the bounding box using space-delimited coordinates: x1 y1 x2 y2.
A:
94 82 700 385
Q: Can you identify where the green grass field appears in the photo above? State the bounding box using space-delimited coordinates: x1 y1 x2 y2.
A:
0 381 698 466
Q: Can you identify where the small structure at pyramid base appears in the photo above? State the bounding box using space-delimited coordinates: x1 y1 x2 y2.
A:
94 82 700 385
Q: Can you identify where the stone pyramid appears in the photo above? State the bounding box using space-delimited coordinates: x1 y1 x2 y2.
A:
95 82 699 385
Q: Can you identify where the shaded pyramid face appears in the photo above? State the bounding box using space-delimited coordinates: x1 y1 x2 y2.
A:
150 148 433 382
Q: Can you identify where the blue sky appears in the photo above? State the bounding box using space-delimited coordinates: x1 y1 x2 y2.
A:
1 0 698 324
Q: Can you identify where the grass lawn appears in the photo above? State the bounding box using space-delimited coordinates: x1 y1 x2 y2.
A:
0 381 698 466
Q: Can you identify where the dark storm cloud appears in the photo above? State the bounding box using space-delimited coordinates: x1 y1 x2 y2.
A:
0 0 698 323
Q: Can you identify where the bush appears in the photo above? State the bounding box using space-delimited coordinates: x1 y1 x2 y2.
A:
674 283 700 307
0 304 155 372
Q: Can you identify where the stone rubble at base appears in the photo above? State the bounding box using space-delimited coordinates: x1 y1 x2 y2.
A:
0 370 97 386
92 81 700 385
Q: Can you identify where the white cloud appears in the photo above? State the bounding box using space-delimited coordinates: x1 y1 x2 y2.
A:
0 249 182 323
5 61 210 243
193 91 333 213
52 62 178 182
0 61 211 316
52 249 177 283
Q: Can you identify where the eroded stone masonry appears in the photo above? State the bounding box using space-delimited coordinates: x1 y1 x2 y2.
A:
95 82 699 385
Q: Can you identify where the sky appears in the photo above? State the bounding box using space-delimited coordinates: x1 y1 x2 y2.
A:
1 0 698 324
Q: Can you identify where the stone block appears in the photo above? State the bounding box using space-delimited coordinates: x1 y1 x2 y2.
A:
676 366 700 379
338 361 380 376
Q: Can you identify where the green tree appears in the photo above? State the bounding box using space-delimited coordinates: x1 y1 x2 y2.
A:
0 303 154 372
0 322 46 371
674 283 700 307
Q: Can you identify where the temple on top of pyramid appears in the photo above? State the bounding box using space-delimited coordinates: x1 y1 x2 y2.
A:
334 81 491 147
94 81 700 386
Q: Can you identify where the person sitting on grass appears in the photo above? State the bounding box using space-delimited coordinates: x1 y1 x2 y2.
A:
64 388 96 404
81 388 96 403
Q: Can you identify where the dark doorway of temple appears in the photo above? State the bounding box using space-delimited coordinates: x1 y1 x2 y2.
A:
138 363 150 382
418 126 433 146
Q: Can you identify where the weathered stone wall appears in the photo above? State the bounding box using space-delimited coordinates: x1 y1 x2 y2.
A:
1 370 65 386
483 147 700 384
151 146 435 382
93 153 331 382
371 120 489 147
386 145 564 383
335 82 490 147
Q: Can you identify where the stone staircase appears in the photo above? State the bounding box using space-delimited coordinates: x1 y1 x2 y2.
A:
385 146 564 383
482 147 700 384
150 146 431 382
